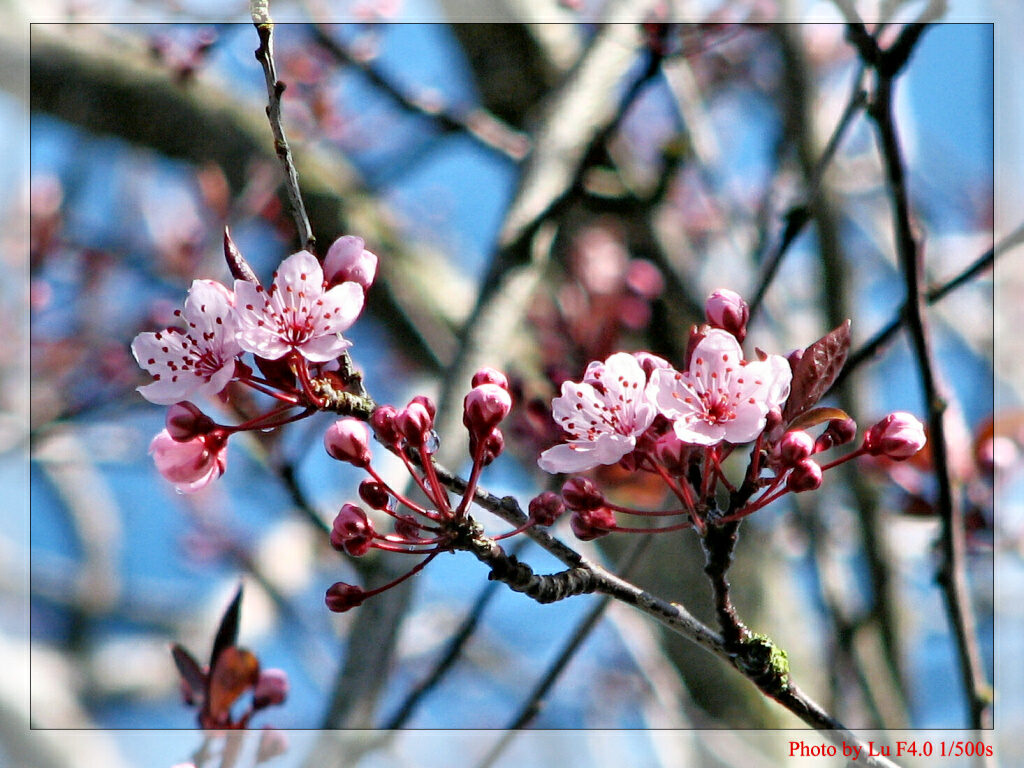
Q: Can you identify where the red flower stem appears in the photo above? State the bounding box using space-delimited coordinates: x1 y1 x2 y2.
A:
291 352 325 408
360 550 442 596
709 449 737 493
366 465 437 520
491 522 537 541
393 453 444 519
454 441 488 519
817 446 867 472
374 532 447 547
651 461 702 532
237 377 303 404
604 502 692 518
416 437 452 517
610 520 694 535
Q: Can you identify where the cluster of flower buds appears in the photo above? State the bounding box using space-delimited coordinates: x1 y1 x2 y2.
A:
322 369 532 612
536 289 928 538
131 233 376 492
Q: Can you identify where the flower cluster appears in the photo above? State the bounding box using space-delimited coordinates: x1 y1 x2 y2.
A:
537 289 927 538
131 233 376 492
321 369 541 612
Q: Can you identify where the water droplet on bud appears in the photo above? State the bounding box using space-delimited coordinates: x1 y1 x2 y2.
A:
423 430 440 454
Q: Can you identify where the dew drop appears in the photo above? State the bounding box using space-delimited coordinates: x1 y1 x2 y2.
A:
423 430 441 455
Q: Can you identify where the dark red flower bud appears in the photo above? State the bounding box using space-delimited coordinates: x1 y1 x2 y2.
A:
330 503 374 556
358 480 391 510
166 401 216 442
478 429 504 466
323 418 372 467
463 383 512 441
394 514 423 541
325 582 365 613
370 405 402 446
561 477 604 511
814 417 858 453
409 395 436 420
471 366 510 391
396 401 434 444
705 289 749 342
570 506 616 541
777 430 815 466
787 458 823 493
529 491 565 526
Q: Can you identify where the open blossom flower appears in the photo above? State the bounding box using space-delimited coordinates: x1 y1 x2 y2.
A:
131 280 241 405
538 352 656 474
150 429 227 493
234 250 364 363
649 329 792 446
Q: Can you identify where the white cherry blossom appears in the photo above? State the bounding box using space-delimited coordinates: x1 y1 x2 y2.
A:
131 279 241 405
649 329 791 446
234 250 364 362
538 352 656 474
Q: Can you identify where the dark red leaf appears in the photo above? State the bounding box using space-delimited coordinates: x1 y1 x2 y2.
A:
210 584 244 671
254 354 297 391
224 227 261 286
171 643 207 705
783 320 851 422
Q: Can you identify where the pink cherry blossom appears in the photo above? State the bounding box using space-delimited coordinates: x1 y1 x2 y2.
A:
149 429 227 493
131 280 241 405
538 352 656 473
234 250 364 363
649 329 792 446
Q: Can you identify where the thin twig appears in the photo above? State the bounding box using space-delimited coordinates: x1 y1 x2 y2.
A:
252 15 316 253
834 244 996 391
851 20 992 729
310 24 529 162
749 67 868 319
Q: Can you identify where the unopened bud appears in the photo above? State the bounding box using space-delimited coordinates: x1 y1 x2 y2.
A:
778 430 815 466
324 418 372 467
409 395 436 420
323 235 377 290
463 383 512 439
471 367 510 391
815 417 857 453
358 480 391 510
864 412 927 460
561 477 604 511
478 429 504 466
253 669 289 709
396 401 434 444
330 503 374 556
787 458 823 493
325 582 366 612
705 289 749 342
529 491 565 526
166 401 216 441
654 431 691 473
633 351 671 379
370 405 401 446
570 506 617 541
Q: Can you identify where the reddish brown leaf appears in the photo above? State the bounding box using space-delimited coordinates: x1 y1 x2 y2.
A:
786 407 851 433
207 646 260 723
783 320 851 422
171 644 207 705
224 227 261 286
210 584 244 671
